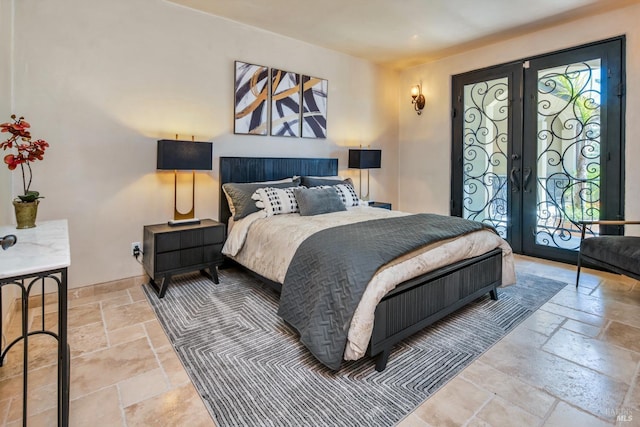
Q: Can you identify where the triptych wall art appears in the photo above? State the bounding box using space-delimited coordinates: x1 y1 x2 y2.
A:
234 61 327 138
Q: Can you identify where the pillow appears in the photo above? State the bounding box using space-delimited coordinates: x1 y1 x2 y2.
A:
222 177 300 220
332 183 361 207
300 176 354 188
252 187 300 216
294 187 347 216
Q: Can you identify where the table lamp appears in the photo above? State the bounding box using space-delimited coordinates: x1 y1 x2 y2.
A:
157 139 212 226
348 148 382 201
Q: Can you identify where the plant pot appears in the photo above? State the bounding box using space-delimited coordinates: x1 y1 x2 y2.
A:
13 199 39 229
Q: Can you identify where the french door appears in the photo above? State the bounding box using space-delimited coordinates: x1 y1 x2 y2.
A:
451 38 625 263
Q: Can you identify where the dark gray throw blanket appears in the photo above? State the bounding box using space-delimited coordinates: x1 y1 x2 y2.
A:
277 213 495 370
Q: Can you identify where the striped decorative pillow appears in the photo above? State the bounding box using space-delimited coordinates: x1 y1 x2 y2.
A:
252 187 300 216
333 183 361 207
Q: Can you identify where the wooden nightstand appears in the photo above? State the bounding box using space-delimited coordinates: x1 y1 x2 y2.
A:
369 201 392 210
143 219 226 298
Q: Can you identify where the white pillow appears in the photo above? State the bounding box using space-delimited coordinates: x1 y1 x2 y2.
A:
333 183 362 207
252 187 300 216
249 178 296 211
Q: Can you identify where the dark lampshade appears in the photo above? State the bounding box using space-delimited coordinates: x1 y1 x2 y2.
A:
348 149 382 169
157 139 213 171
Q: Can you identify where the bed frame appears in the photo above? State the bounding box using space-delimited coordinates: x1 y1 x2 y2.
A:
219 156 502 371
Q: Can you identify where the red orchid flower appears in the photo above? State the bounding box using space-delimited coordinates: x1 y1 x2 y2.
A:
1 115 49 201
3 154 23 170
1 116 31 138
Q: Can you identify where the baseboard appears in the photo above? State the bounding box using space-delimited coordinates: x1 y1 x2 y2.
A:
23 274 148 309
65 274 148 302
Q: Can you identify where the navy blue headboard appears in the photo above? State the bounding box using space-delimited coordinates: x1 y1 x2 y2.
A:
219 157 339 225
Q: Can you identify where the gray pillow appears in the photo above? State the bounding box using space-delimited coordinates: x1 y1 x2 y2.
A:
300 176 354 188
294 187 347 216
223 178 300 220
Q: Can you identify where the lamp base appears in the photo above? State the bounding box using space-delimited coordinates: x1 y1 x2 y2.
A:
168 218 201 227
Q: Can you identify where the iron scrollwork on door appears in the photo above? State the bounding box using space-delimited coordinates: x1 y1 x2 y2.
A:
535 59 601 250
462 77 509 238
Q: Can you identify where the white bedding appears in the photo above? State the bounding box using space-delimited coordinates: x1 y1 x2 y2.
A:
222 206 516 360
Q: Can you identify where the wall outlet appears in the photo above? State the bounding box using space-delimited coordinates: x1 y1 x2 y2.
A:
131 242 141 256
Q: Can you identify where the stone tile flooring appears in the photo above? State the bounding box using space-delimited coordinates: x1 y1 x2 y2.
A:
1 255 639 426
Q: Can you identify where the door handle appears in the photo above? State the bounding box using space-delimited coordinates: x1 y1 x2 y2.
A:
523 167 532 193
510 167 520 192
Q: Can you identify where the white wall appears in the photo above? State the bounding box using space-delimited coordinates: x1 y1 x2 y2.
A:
398 2 640 225
0 0 12 224
12 0 399 288
0 0 17 333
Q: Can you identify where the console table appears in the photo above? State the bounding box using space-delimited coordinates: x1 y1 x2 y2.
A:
0 220 70 426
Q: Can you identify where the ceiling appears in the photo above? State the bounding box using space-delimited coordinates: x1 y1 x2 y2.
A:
167 0 637 68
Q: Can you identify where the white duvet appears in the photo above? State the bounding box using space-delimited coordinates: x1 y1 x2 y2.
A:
222 206 516 361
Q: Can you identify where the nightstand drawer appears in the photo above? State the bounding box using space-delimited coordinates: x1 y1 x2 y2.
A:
156 228 210 253
180 246 204 266
204 244 224 262
203 227 225 244
156 251 181 272
155 246 210 272
157 233 181 252
181 229 204 248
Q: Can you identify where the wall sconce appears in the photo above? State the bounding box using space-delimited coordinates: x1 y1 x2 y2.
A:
157 138 212 226
411 84 425 115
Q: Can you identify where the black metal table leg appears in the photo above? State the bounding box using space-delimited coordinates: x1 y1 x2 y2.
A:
0 268 69 427
22 286 28 427
58 268 69 426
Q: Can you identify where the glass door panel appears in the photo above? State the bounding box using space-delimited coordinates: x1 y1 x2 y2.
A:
522 38 623 263
534 59 602 250
462 77 510 238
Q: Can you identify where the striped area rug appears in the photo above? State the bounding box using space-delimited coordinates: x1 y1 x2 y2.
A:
143 268 566 427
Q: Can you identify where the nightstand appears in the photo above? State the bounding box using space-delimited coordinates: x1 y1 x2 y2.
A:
143 219 226 298
369 201 392 210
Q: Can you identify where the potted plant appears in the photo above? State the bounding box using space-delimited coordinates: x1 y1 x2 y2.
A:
1 115 49 228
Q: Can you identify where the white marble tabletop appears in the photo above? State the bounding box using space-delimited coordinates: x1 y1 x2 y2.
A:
0 219 70 279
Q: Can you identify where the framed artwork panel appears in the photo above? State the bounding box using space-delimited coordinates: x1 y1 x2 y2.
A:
234 61 269 135
301 75 328 139
270 69 301 137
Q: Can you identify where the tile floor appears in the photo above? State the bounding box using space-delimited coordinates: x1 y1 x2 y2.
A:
0 255 639 426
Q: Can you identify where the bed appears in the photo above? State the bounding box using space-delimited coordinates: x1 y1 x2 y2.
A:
219 156 516 371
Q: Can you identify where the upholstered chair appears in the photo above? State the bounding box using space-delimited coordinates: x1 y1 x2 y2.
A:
576 220 640 287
